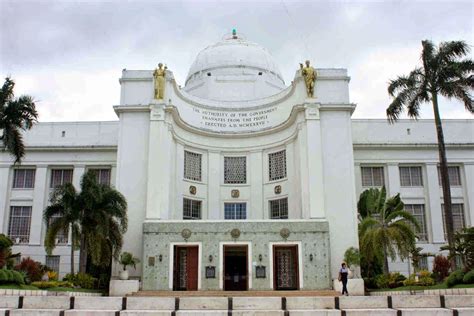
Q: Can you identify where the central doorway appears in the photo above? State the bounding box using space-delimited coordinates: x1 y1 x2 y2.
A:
224 245 248 291
273 245 299 290
173 245 198 291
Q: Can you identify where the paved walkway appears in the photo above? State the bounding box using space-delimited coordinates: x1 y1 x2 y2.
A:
132 290 340 297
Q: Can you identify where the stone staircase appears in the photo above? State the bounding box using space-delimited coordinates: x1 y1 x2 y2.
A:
1 294 473 315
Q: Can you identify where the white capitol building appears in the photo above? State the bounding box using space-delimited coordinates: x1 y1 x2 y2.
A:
0 33 472 292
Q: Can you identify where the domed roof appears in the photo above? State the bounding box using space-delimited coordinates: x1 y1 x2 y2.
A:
183 33 286 102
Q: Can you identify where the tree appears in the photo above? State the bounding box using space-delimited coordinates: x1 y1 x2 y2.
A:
0 234 20 269
386 40 474 263
358 186 420 275
440 226 474 271
0 77 38 164
44 183 81 275
44 170 128 274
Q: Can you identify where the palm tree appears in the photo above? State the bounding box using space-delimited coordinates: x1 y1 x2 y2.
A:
386 40 474 262
0 77 38 164
358 186 420 275
44 183 81 275
78 171 127 272
44 170 127 274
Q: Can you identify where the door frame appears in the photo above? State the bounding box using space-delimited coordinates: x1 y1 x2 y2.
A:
168 242 202 290
219 241 252 290
223 244 249 291
268 241 303 290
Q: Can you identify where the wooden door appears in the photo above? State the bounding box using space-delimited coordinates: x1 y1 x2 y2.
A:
173 246 198 290
273 245 299 290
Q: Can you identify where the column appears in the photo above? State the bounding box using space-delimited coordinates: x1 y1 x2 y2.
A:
426 163 444 243
207 151 220 219
72 165 85 190
463 163 474 226
249 151 263 219
0 166 10 232
305 105 325 218
146 104 173 220
386 163 400 196
29 165 48 245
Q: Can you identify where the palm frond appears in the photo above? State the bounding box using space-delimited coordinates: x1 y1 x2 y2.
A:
438 41 470 63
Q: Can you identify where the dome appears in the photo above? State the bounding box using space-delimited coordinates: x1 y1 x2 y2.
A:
183 33 286 102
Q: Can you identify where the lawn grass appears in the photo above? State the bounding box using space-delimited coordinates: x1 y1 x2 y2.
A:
0 284 103 293
371 282 474 292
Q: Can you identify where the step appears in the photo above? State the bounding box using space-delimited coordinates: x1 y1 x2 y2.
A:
0 296 19 308
176 312 228 316
339 296 388 309
391 295 441 308
126 297 175 310
10 310 64 316
22 296 70 310
232 297 282 310
343 309 396 316
120 312 172 316
453 307 474 316
286 310 341 315
444 295 474 308
231 312 284 316
286 297 335 310
179 297 228 310
73 297 122 310
396 308 453 315
65 311 118 316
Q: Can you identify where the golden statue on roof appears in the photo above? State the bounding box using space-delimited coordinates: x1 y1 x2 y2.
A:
153 63 167 100
300 60 317 98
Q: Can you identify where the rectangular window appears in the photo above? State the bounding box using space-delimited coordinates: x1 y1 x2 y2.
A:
361 166 385 187
224 157 246 184
50 169 73 188
224 203 247 219
90 168 111 185
184 151 202 182
45 255 60 273
419 257 428 270
438 166 461 186
269 198 288 219
269 150 287 181
12 169 36 189
441 204 465 239
405 204 428 241
183 198 201 220
48 215 69 244
399 166 423 187
8 206 32 244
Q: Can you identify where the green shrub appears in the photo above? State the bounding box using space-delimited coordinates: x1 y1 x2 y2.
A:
402 271 435 286
63 273 96 289
447 270 465 287
363 277 378 289
388 272 406 288
375 274 389 289
14 258 45 283
463 270 474 284
0 269 7 282
31 280 74 289
4 269 14 282
12 270 25 285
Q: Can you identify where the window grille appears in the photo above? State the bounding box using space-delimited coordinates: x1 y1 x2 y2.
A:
441 204 465 239
90 168 111 185
419 257 428 270
48 215 69 244
399 166 423 187
438 166 461 186
184 151 202 181
269 150 287 181
50 169 73 188
361 167 384 187
13 169 36 189
405 204 428 241
224 156 247 184
269 198 288 219
183 198 201 220
45 255 60 273
8 206 32 244
224 203 247 219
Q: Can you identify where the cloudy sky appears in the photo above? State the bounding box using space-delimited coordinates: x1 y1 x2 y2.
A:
1 0 473 122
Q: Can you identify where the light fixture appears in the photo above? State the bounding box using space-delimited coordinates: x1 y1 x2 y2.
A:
259 254 263 262
159 254 163 262
209 255 213 262
309 254 313 261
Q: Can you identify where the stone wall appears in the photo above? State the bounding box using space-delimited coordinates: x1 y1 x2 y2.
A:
142 220 330 291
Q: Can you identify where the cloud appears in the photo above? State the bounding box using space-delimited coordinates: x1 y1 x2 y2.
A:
1 0 472 122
